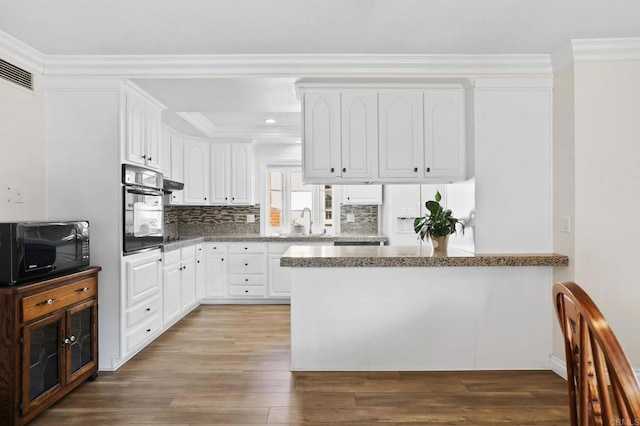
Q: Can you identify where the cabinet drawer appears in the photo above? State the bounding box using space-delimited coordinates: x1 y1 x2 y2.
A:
163 249 180 265
22 277 97 323
207 243 228 255
229 254 265 274
229 243 266 254
229 285 265 297
181 245 196 259
126 313 162 353
229 274 266 286
126 295 161 328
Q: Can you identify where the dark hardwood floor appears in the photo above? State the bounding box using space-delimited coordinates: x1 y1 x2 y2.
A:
31 305 570 425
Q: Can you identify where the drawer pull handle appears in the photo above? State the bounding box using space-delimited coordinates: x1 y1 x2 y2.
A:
245 279 249 282
146 307 151 312
75 287 89 293
146 329 151 333
38 298 56 306
245 290 249 293
70 335 76 342
244 263 249 266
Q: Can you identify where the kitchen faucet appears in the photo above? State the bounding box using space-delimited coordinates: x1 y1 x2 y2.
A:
301 207 313 234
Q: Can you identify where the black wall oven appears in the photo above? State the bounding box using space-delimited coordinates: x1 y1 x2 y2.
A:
0 221 90 285
122 164 164 254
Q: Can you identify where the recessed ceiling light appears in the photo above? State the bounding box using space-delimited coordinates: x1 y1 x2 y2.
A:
264 118 276 124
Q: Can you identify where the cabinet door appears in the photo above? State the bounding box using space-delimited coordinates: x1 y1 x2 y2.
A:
378 91 424 178
184 140 210 204
66 299 98 385
268 253 291 297
210 143 230 204
145 105 162 171
22 312 65 417
126 255 161 307
163 265 182 325
230 143 252 204
423 89 466 179
341 92 377 179
181 259 197 311
205 254 227 297
303 92 341 179
342 184 383 205
195 255 205 301
171 136 184 182
160 129 172 179
125 91 147 166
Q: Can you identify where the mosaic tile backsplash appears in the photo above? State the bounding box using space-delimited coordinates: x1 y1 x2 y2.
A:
165 204 379 237
340 204 379 235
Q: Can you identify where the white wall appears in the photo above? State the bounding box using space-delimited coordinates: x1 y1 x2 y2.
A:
573 61 640 367
0 76 45 221
551 66 576 360
473 79 553 253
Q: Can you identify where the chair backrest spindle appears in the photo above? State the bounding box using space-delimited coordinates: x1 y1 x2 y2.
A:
553 282 640 426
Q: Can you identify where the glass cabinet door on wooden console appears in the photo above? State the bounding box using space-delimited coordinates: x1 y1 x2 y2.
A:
21 299 97 418
0 267 100 426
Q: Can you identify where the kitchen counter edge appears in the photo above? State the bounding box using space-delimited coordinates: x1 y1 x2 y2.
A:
162 235 388 252
280 246 569 268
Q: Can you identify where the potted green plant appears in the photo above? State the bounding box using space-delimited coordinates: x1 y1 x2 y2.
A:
413 191 464 253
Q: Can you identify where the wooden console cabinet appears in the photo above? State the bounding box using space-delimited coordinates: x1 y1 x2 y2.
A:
0 267 101 425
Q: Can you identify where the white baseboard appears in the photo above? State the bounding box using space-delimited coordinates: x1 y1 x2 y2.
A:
549 355 567 380
199 298 290 305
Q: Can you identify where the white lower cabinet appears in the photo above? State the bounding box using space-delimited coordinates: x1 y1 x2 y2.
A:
195 244 206 300
268 243 293 298
162 250 182 326
122 249 163 358
228 243 266 298
162 244 200 328
200 241 333 302
204 243 228 297
180 246 197 311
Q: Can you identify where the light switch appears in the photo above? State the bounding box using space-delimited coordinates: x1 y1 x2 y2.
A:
561 216 571 233
246 214 255 223
347 213 355 223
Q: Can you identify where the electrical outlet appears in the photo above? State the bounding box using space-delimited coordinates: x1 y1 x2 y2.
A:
246 214 255 223
561 216 571 233
347 213 355 223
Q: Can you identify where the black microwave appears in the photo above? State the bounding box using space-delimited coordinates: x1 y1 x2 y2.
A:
0 221 90 285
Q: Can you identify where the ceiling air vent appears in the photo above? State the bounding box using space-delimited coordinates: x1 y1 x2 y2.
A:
0 59 33 91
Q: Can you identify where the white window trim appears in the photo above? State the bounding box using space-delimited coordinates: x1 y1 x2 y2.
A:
260 161 338 235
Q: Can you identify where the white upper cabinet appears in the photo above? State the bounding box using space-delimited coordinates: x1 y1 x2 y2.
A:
378 91 424 179
210 143 231 204
209 142 253 205
160 129 172 179
303 92 341 180
297 82 469 184
423 89 466 180
124 86 164 171
342 184 383 205
341 92 378 179
183 139 210 204
230 143 252 204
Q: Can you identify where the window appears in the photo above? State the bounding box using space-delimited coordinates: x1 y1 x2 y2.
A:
264 166 333 235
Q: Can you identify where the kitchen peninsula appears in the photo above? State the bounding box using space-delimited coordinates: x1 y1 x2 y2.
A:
281 246 568 371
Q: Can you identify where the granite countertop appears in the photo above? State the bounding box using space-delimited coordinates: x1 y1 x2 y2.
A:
280 245 569 268
162 234 388 252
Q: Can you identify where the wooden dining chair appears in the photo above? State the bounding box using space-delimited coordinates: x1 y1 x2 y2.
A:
553 282 640 426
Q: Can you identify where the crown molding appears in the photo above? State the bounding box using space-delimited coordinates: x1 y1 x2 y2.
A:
0 30 45 74
572 37 640 63
552 37 640 72
42 54 553 77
